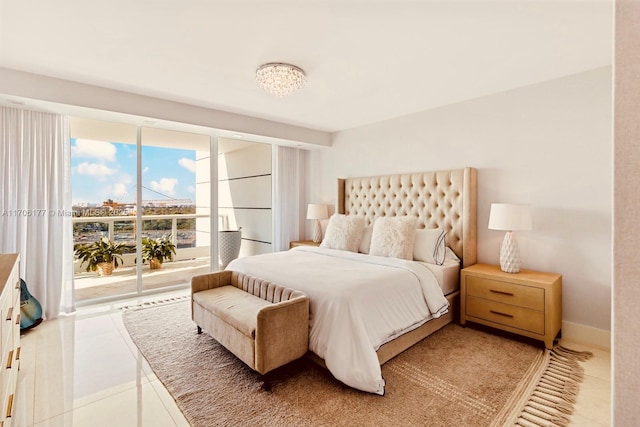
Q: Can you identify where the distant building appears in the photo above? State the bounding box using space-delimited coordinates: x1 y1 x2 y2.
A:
102 199 125 209
71 199 193 216
142 199 194 208
73 202 100 208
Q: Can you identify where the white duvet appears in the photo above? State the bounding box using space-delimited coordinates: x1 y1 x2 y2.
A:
226 246 449 395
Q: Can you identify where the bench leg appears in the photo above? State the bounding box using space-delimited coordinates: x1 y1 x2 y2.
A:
197 326 202 334
261 373 272 392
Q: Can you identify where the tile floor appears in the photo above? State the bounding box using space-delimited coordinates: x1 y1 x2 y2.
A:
12 291 611 426
14 290 191 427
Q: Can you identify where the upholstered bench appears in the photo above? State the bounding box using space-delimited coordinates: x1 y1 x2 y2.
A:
191 270 309 379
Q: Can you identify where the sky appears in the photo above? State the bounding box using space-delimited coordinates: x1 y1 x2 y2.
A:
71 138 197 205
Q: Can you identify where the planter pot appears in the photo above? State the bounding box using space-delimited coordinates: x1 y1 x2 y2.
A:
219 230 242 269
149 258 162 270
96 262 114 276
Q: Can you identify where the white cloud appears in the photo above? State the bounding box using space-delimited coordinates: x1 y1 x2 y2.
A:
150 178 178 196
76 162 117 177
118 172 133 185
112 183 129 198
187 185 195 193
178 158 196 173
72 139 117 161
143 167 150 174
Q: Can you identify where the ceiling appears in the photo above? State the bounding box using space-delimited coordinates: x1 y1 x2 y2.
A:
0 0 613 133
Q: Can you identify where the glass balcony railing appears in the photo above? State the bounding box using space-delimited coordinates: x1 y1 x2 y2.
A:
73 214 213 303
73 213 212 273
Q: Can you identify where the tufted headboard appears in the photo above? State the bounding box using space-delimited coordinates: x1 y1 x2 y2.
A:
336 167 477 268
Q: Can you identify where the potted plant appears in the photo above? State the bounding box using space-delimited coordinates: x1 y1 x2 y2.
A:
141 235 176 269
74 237 126 276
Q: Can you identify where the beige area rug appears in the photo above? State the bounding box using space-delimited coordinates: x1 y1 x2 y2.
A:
123 301 591 427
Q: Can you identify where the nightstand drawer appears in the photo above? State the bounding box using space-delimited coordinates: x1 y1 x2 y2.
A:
289 240 321 249
466 296 545 335
466 276 544 310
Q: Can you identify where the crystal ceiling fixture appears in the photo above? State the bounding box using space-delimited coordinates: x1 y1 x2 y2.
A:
255 63 306 97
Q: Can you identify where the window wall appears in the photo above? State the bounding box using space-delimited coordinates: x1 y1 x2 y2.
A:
70 118 215 303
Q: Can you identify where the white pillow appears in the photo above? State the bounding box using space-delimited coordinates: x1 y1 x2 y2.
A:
359 226 373 254
445 247 460 262
320 214 365 252
413 228 447 265
369 216 418 260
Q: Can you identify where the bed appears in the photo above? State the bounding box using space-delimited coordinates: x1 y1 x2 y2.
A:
227 167 477 395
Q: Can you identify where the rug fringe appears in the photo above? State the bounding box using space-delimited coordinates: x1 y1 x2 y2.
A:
511 345 592 427
529 395 574 415
553 346 593 362
121 294 190 311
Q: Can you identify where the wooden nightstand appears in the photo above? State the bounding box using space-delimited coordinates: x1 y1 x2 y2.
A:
460 264 562 349
289 240 321 249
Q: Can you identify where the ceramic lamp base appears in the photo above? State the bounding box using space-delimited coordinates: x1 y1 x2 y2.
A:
500 231 521 273
312 219 323 243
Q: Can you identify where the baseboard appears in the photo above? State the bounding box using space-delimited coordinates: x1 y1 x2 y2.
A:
561 320 611 350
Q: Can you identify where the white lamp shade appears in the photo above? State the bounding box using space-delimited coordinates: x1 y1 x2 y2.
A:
306 204 329 220
488 203 532 231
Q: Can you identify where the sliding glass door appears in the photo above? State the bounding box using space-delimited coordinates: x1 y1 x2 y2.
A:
71 118 215 304
71 120 139 302
140 128 212 292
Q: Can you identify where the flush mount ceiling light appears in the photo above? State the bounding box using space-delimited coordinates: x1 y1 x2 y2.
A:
255 63 306 97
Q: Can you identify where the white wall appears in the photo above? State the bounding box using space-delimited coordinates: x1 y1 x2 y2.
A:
307 67 612 333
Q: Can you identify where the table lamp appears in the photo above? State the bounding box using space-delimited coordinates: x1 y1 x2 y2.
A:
488 203 532 273
306 204 329 243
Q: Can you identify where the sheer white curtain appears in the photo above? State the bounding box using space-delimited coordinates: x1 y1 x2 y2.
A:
0 107 73 319
273 146 305 251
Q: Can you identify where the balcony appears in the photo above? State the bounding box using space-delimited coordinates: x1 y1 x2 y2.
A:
73 214 213 303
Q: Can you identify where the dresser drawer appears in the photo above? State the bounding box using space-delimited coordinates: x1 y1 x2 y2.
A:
466 276 544 311
11 285 19 360
0 254 20 425
466 296 545 335
1 302 13 358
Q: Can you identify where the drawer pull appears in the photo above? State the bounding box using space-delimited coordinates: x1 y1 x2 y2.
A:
490 310 514 318
5 350 13 369
15 347 20 362
5 394 13 418
15 279 20 290
5 306 12 322
490 289 514 296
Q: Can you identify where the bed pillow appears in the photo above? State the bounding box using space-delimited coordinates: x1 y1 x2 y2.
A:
413 228 447 265
445 247 460 262
320 218 329 237
369 216 418 260
359 226 373 254
320 214 365 252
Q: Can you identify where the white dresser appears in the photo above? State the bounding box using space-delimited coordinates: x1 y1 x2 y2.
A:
0 254 20 427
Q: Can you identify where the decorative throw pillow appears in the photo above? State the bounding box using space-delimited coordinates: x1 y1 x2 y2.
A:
320 214 365 252
359 226 373 254
413 228 447 265
369 216 418 260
